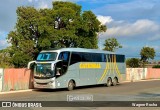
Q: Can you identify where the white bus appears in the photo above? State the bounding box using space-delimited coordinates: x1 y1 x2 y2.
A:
28 48 126 90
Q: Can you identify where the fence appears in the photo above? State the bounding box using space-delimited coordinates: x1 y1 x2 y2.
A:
146 68 160 79
0 68 159 92
0 68 3 92
2 68 33 92
126 68 147 81
126 68 160 81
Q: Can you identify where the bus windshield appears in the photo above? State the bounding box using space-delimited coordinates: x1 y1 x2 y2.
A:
37 52 57 61
34 63 55 78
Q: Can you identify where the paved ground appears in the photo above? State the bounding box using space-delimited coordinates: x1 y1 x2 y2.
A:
0 80 160 110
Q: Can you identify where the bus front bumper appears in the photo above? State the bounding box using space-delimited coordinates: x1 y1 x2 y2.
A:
34 78 56 89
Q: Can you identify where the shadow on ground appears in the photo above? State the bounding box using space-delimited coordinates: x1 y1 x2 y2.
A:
137 92 160 97
33 84 120 92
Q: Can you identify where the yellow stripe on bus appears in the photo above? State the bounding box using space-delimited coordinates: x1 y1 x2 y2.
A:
98 54 122 83
114 55 121 77
98 56 109 83
108 55 111 75
98 55 121 82
101 59 109 82
111 54 114 74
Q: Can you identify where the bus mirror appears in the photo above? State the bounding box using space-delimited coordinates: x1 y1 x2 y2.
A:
27 61 36 69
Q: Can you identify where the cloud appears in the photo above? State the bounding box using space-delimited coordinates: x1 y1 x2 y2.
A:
28 0 39 2
101 19 160 39
53 0 85 2
37 1 49 9
93 0 160 22
93 0 160 58
152 45 160 50
97 15 113 25
0 31 9 49
98 18 160 58
28 0 33 2
0 40 9 50
0 0 54 32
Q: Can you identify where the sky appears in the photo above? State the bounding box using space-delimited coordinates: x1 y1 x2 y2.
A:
0 0 160 60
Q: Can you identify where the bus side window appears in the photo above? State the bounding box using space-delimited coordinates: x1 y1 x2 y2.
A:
116 55 125 63
92 53 102 62
81 53 92 62
102 54 106 62
58 52 69 61
58 52 70 74
70 52 81 65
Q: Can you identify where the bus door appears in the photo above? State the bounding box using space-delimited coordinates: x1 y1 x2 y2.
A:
56 51 70 76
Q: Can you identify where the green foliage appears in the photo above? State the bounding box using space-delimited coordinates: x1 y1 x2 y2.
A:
126 58 140 68
140 47 156 62
152 65 160 68
0 48 13 68
11 51 32 68
7 1 106 68
103 38 122 52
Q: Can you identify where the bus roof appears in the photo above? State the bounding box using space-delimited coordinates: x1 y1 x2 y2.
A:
40 48 122 55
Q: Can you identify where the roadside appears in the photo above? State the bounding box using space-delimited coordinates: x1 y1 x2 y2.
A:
122 78 160 83
0 89 33 95
0 79 159 95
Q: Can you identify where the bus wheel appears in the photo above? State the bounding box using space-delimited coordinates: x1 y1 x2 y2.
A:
68 80 75 91
106 78 112 87
112 77 118 86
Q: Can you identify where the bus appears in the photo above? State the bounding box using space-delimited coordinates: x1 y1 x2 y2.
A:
28 48 126 91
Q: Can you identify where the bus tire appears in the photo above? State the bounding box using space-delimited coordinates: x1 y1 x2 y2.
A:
106 78 112 87
112 77 118 86
68 80 75 91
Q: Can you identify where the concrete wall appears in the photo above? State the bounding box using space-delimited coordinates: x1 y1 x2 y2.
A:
126 68 160 81
126 68 147 81
0 68 3 92
0 68 160 92
146 68 160 79
2 68 33 92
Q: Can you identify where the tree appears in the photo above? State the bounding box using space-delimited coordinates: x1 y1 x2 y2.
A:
103 38 122 52
0 48 13 68
140 47 156 63
126 58 140 68
7 1 106 68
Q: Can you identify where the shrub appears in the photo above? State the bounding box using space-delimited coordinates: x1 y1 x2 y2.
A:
152 65 160 68
126 58 140 68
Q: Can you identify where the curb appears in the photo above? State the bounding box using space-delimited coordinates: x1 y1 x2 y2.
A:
0 89 33 95
121 79 160 83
